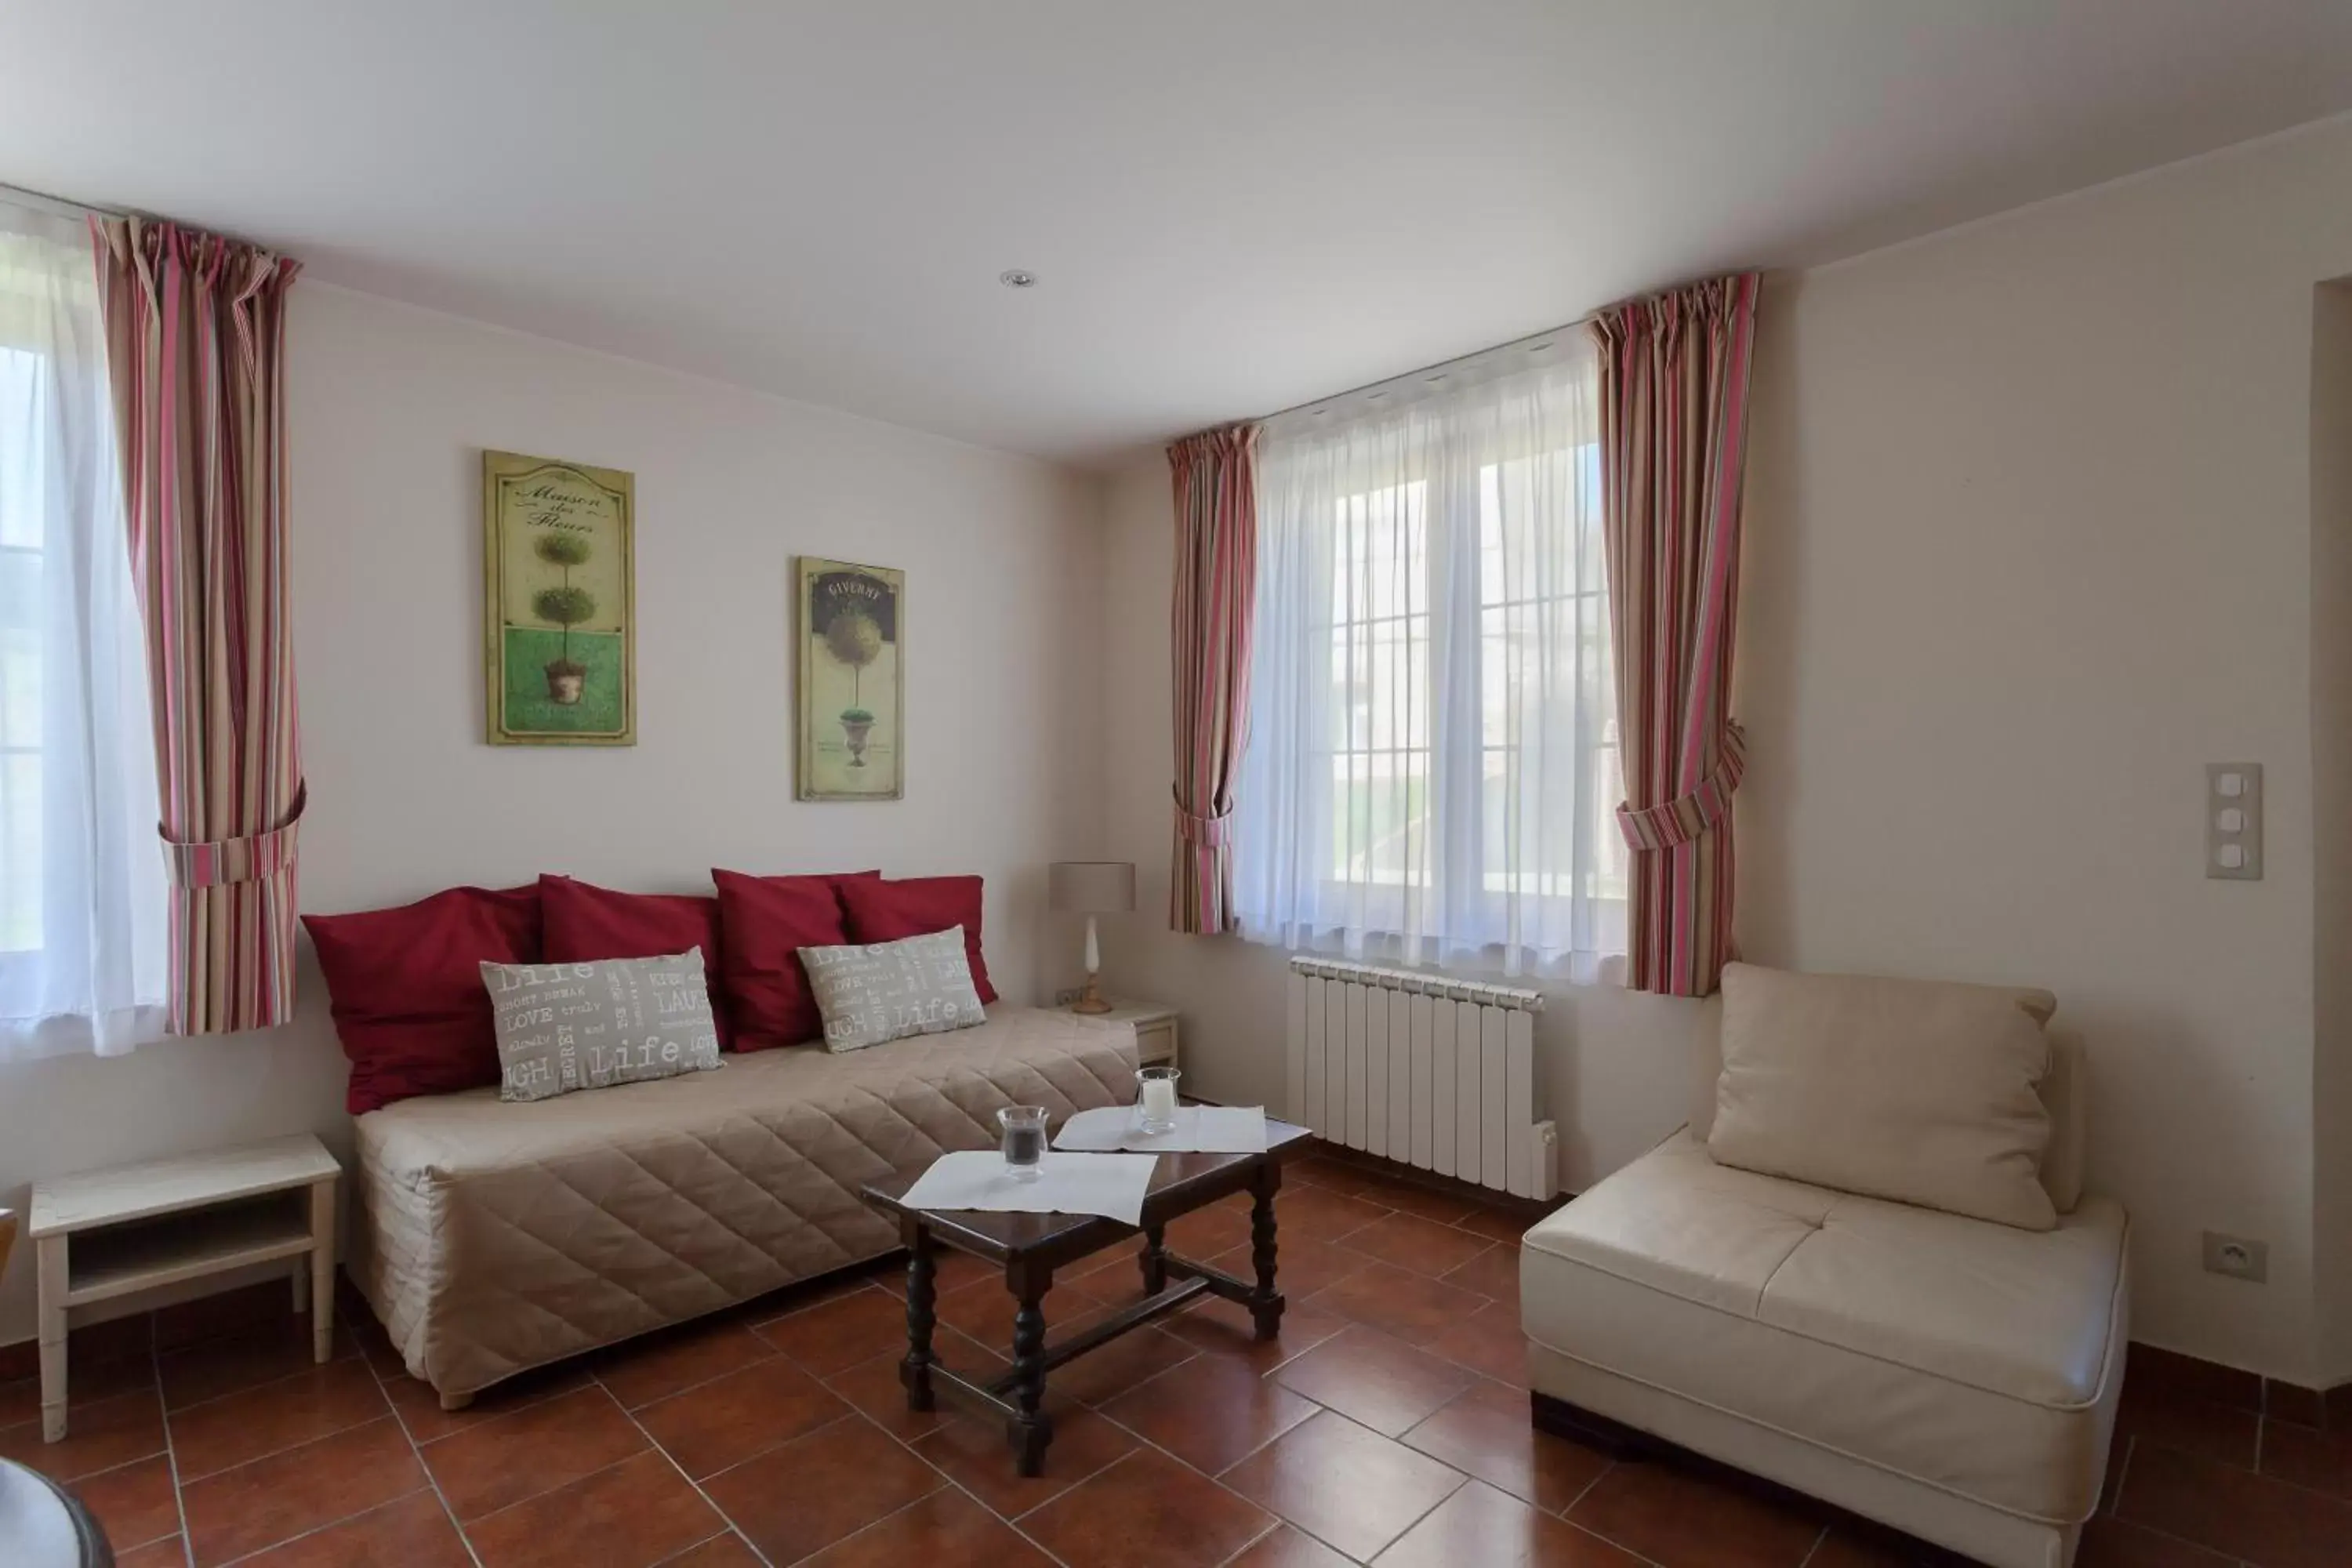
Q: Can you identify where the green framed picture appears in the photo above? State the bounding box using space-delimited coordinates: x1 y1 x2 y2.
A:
483 450 636 746
797 557 903 800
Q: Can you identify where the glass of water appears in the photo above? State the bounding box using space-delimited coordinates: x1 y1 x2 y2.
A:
998 1105 1050 1182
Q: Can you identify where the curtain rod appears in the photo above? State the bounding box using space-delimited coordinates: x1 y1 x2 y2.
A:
0 180 120 221
1254 308 1600 431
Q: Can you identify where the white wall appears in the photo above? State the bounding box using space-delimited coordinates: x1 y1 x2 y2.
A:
1103 117 2352 1384
1739 119 2352 1384
0 284 1106 1347
2311 280 2352 1384
9 120 2352 1385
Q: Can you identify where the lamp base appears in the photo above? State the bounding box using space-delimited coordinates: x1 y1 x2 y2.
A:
1071 974 1113 1014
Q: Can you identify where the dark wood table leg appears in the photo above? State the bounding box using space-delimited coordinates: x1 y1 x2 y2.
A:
1007 1257 1054 1475
899 1218 937 1412
1247 1160 1286 1340
1139 1223 1168 1296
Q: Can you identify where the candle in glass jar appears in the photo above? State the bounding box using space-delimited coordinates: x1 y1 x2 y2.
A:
1142 1076 1178 1125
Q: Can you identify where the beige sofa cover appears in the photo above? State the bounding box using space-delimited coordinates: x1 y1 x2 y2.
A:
350 1007 1137 1399
1523 996 2126 1568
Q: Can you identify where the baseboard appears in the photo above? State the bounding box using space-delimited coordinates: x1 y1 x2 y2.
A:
1301 1135 1570 1224
2125 1340 2340 1430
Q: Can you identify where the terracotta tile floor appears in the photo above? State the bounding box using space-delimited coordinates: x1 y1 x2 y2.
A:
1 1156 2339 1566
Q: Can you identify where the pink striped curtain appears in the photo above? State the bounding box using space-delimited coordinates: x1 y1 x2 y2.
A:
1167 424 1259 935
1592 274 1762 997
93 217 306 1035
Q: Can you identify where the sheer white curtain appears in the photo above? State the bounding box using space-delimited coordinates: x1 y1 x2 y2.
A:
1233 339 1624 978
0 196 166 1058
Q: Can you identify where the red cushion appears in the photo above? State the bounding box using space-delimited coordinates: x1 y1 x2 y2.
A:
539 875 732 1046
711 868 880 1051
838 874 996 1004
303 884 541 1115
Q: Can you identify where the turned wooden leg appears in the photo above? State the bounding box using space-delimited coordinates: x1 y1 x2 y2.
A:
1248 1163 1286 1341
437 1388 476 1413
1006 1258 1054 1476
900 1221 938 1413
1138 1223 1168 1296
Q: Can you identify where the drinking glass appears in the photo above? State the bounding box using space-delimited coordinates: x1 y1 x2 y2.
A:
998 1105 1050 1181
1136 1066 1181 1134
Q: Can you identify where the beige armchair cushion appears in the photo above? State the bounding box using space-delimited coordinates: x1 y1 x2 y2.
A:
1707 962 2059 1231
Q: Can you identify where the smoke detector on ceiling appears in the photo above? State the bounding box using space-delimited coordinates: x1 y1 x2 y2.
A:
999 269 1037 289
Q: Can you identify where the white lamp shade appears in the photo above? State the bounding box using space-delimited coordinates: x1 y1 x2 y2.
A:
1049 861 1136 915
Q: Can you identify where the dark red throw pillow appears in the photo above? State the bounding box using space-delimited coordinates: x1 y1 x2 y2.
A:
539 875 732 1046
837 874 996 1004
303 884 542 1115
711 868 880 1051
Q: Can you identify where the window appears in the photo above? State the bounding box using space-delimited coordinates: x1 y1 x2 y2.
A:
1234 339 1622 978
2 344 44 953
0 196 165 1058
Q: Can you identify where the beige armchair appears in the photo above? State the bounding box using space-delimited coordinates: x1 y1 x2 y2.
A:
1520 964 2126 1568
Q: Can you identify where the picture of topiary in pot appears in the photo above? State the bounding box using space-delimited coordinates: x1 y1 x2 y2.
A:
532 532 598 704
824 607 882 766
796 556 901 799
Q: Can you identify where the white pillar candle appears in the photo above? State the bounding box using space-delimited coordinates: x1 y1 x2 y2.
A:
1142 1076 1178 1125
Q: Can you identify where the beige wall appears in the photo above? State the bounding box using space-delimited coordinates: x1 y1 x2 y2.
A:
0 284 1107 1347
8 118 2352 1384
1104 117 2352 1382
1740 120 2352 1383
2312 279 2352 1383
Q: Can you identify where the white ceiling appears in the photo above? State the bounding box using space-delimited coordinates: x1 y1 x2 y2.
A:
8 1 2352 466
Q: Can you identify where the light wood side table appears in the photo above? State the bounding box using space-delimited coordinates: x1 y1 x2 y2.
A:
1065 1000 1180 1069
28 1134 339 1441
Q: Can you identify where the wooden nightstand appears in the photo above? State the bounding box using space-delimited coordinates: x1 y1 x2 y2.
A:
1065 1000 1180 1069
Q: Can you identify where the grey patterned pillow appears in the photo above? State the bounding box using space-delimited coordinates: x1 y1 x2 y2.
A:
480 948 722 1102
800 927 985 1052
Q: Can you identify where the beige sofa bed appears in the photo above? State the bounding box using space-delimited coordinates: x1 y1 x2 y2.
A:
349 1007 1137 1403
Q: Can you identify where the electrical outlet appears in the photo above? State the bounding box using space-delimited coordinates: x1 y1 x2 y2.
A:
1052 986 1086 1007
2202 1231 2269 1283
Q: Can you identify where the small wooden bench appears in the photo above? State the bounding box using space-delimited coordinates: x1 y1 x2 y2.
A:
28 1134 340 1441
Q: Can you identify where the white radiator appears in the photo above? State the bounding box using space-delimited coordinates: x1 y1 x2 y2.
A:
1285 956 1557 1200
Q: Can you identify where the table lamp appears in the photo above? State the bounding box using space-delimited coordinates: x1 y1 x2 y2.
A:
1048 861 1136 1014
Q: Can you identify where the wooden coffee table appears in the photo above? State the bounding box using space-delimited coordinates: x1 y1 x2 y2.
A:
861 1116 1312 1475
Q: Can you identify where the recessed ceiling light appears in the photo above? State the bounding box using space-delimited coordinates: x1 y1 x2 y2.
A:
999 269 1037 289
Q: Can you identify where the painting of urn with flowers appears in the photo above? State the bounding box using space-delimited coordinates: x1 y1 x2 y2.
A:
797 557 903 800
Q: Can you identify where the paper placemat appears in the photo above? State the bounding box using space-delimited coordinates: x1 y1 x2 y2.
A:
897 1149 1158 1225
1053 1105 1269 1155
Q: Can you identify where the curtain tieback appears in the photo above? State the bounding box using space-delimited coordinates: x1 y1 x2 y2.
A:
162 783 308 888
1173 802 1234 850
1616 724 1746 853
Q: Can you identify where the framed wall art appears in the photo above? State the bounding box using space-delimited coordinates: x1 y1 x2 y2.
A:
797 556 903 800
483 450 636 746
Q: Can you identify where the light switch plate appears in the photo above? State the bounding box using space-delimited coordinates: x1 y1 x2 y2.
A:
2206 763 2263 880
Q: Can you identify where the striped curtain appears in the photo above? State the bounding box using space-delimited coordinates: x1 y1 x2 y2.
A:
1167 424 1259 934
93 217 306 1035
1592 274 1762 997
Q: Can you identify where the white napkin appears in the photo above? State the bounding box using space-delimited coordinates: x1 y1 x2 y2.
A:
898 1149 1158 1226
1053 1104 1269 1155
